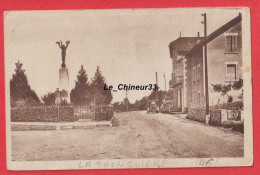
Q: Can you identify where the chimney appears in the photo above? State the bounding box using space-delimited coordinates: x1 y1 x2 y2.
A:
179 32 181 37
197 32 200 37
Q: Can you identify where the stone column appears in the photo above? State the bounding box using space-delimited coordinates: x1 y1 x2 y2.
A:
59 67 70 103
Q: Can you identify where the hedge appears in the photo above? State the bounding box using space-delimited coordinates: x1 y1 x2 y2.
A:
209 109 222 126
11 105 114 122
11 106 74 122
211 101 243 110
187 108 206 123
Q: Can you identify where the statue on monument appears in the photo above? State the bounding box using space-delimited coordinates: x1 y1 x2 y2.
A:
56 40 70 67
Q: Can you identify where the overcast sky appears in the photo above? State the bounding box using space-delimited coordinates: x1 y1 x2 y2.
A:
4 8 242 103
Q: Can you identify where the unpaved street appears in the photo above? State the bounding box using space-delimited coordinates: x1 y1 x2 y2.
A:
11 111 243 161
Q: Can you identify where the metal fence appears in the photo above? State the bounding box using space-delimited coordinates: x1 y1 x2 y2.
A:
74 106 95 120
74 105 114 121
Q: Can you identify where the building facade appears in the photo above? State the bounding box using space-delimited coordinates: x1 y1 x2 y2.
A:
168 36 202 112
185 14 242 109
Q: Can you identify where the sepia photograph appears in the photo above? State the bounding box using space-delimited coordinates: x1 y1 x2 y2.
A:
4 8 253 170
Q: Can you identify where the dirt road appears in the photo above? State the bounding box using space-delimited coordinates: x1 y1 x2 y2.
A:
11 111 243 161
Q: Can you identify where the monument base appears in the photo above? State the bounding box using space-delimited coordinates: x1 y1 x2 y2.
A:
59 67 70 103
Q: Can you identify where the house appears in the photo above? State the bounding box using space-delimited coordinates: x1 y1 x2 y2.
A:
168 35 203 112
167 14 242 113
184 14 242 109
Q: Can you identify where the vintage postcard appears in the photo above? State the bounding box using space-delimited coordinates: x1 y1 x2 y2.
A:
4 8 253 170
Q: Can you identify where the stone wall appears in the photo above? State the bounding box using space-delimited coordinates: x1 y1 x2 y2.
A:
188 107 242 126
209 109 222 126
187 108 206 123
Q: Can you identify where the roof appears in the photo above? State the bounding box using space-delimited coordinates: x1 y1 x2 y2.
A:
168 37 203 58
168 37 203 48
185 13 242 57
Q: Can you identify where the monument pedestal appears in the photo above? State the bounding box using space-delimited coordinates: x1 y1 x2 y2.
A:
59 67 70 103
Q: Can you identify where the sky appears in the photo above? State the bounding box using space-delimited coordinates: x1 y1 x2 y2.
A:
4 8 243 103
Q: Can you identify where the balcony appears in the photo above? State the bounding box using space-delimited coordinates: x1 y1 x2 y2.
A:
169 76 183 88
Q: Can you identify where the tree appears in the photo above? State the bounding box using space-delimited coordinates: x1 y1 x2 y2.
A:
10 60 40 106
70 65 90 105
211 78 243 103
148 87 166 105
90 66 113 105
112 101 120 110
42 92 56 106
137 97 148 110
232 78 243 90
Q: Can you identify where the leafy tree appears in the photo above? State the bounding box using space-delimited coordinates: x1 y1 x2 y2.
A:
232 78 243 90
148 87 166 105
10 60 40 106
90 66 113 105
42 92 56 106
133 97 148 110
112 101 126 111
113 98 133 111
211 84 232 97
112 101 120 110
211 78 243 103
70 65 90 105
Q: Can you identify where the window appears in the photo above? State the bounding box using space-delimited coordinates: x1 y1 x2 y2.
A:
193 66 196 79
172 49 175 58
225 33 238 53
197 92 201 106
193 66 196 85
225 64 237 82
197 64 201 78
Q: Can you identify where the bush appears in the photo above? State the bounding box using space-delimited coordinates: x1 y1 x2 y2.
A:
222 120 244 133
11 106 74 122
209 110 222 126
211 101 243 110
111 117 120 127
232 123 244 133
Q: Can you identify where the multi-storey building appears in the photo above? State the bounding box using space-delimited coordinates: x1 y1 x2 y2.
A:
185 14 242 109
168 14 242 112
168 35 202 112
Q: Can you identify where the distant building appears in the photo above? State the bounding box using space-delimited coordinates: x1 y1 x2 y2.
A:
168 35 202 112
168 14 242 112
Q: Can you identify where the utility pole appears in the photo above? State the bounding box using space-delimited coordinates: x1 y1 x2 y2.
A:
155 72 159 108
155 72 158 100
202 13 209 116
163 72 166 99
125 90 128 111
